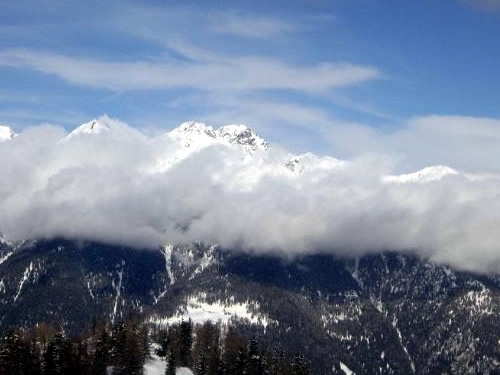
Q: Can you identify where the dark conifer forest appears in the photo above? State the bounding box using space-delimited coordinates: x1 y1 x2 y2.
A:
0 316 311 375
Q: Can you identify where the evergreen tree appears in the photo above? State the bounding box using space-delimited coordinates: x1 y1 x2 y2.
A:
193 321 220 375
43 331 71 375
247 338 260 375
156 329 169 358
92 326 109 375
235 349 247 375
110 321 128 374
123 323 144 375
222 326 246 375
179 320 193 367
269 348 288 375
216 361 228 375
0 329 25 374
290 353 311 375
166 350 176 375
195 355 209 375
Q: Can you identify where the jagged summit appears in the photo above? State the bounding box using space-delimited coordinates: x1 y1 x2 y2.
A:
63 116 144 142
0 125 17 142
171 121 215 135
215 124 268 150
68 118 112 137
167 121 216 148
167 121 267 152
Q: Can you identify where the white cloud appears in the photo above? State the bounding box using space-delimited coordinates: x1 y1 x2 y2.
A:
1 115 500 273
208 12 298 38
0 48 379 93
323 115 500 173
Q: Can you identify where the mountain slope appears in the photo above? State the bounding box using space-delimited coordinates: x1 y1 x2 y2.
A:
0 239 498 374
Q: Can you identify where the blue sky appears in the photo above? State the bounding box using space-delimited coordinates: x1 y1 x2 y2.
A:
1 0 500 165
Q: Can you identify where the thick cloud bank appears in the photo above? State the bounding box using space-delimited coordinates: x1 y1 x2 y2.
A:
1 116 500 272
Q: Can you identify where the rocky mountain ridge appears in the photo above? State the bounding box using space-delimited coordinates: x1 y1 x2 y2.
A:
0 238 498 374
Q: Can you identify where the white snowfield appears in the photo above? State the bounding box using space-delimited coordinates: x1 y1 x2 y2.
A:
143 357 192 375
176 368 194 375
149 294 273 329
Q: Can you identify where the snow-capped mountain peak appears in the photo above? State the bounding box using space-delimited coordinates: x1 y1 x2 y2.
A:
63 116 144 143
167 121 216 148
69 118 112 137
215 124 268 151
172 121 215 136
166 121 267 153
383 165 459 184
0 125 17 142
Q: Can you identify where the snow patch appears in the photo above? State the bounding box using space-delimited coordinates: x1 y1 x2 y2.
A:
0 250 13 266
392 316 415 373
111 262 124 323
189 245 217 280
143 352 166 375
340 361 355 375
14 262 35 303
150 294 273 329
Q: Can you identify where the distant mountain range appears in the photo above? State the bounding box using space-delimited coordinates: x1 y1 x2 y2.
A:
0 116 468 182
1 118 500 374
0 238 499 374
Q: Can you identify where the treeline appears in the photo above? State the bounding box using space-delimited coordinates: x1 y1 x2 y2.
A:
0 318 311 375
153 320 311 375
0 319 148 375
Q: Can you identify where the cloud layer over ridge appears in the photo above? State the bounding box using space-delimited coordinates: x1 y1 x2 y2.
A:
1 116 500 273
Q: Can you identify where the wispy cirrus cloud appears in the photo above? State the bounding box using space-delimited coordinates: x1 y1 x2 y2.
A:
208 12 299 38
0 48 380 93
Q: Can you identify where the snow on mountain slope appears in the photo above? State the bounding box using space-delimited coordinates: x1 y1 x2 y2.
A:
61 117 463 186
63 115 145 142
167 121 216 149
383 165 459 184
285 152 345 174
167 121 267 152
214 124 268 152
150 294 273 328
5 115 500 272
0 125 16 141
153 121 268 172
69 119 111 136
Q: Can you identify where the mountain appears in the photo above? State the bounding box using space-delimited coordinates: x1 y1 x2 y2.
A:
1 117 500 374
0 125 16 142
0 238 499 374
382 166 459 184
166 121 267 152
